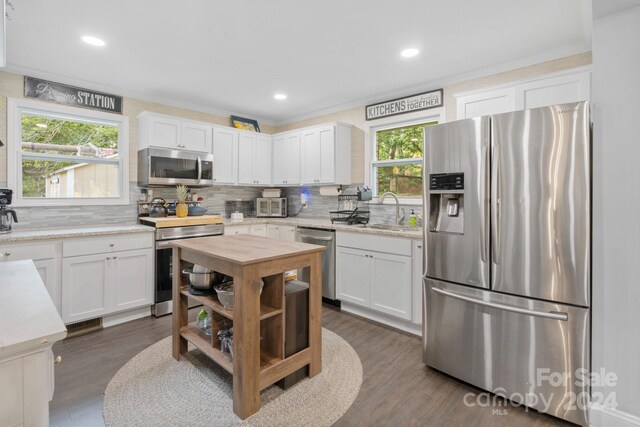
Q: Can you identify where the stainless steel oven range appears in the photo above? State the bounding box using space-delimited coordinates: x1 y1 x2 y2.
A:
151 223 224 316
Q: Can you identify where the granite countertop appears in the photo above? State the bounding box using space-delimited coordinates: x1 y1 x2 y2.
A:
223 217 423 240
0 224 155 243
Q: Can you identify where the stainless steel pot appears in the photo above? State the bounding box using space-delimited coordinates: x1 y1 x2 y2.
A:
182 265 222 291
149 197 169 218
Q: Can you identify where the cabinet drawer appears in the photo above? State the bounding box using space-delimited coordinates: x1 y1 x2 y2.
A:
336 232 411 256
0 241 59 261
63 233 153 257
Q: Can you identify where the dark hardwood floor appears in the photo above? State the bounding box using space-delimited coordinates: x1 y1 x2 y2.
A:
50 306 569 427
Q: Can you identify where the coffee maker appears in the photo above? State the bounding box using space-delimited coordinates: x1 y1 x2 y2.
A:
0 189 18 234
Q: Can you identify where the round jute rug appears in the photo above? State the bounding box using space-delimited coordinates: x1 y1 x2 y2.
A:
103 328 362 426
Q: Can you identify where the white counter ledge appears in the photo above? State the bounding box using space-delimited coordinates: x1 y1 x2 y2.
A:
0 224 154 243
0 260 67 358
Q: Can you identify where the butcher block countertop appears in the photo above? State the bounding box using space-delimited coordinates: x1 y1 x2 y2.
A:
169 233 325 265
139 214 223 228
0 260 67 358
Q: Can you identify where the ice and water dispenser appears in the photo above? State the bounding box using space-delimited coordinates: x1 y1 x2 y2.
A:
428 173 464 234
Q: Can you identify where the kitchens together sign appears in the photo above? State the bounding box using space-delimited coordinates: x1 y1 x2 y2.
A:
24 77 123 114
365 89 443 120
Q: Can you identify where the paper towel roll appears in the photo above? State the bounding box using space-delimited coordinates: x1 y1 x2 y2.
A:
319 185 343 196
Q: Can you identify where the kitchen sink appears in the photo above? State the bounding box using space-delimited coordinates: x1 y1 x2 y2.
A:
358 223 422 232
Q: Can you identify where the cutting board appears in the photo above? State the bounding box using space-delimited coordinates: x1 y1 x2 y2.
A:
140 214 224 228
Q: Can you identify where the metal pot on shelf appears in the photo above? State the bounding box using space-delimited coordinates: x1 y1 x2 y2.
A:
149 198 169 217
182 264 224 292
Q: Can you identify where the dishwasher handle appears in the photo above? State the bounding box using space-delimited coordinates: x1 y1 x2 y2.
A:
298 233 334 242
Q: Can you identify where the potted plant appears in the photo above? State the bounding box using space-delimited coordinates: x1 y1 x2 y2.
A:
175 185 189 218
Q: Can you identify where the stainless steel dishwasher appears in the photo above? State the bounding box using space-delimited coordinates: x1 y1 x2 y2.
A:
296 227 338 305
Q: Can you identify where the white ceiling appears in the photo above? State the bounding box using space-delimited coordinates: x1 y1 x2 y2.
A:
6 1 592 125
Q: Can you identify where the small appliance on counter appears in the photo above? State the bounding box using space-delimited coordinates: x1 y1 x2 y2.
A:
256 197 287 217
0 189 18 234
225 200 255 218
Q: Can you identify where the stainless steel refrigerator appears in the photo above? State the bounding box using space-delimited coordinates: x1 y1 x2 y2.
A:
422 102 590 426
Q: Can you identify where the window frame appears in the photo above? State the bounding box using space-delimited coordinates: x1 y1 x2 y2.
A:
7 98 130 207
364 108 445 205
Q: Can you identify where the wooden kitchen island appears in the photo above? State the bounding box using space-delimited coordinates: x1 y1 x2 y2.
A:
170 234 325 419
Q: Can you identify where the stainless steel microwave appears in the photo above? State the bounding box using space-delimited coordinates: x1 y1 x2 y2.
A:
256 197 287 217
138 147 214 187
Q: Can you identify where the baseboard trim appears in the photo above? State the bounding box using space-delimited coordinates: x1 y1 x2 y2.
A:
103 306 151 328
340 302 422 336
590 404 640 427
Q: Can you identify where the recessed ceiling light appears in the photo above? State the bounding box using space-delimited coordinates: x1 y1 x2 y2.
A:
36 123 48 128
274 93 287 100
82 35 106 47
400 48 419 58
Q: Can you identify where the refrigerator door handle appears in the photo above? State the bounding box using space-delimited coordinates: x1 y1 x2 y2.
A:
491 143 500 265
480 143 490 263
431 287 569 321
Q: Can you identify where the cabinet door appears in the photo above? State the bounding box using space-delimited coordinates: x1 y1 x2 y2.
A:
182 121 212 152
318 125 335 183
456 87 516 120
285 133 301 184
411 240 424 325
111 249 153 312
33 258 61 315
150 116 181 149
300 128 320 184
272 135 288 185
238 132 256 184
279 226 296 241
224 225 251 235
266 224 280 239
212 127 239 184
370 252 412 320
254 134 272 185
336 247 370 307
517 71 590 110
62 254 109 323
250 224 267 236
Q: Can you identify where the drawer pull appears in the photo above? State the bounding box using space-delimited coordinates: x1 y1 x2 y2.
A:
109 244 115 247
3 252 10 257
113 256 118 259
54 356 62 364
106 257 112 260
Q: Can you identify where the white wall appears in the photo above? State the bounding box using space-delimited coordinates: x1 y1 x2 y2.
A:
591 4 640 426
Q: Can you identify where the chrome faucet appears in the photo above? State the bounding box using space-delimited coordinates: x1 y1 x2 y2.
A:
379 192 405 225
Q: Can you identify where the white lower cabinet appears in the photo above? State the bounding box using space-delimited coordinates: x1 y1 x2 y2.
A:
411 240 424 325
250 224 267 237
61 233 154 324
0 241 62 314
336 232 418 329
62 248 153 324
266 224 295 241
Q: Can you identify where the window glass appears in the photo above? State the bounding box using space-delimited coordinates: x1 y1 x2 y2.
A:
372 121 436 199
14 106 125 202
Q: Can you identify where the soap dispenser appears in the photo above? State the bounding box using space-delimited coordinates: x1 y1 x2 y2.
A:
409 209 417 227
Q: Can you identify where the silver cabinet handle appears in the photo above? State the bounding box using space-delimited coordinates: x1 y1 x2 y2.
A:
109 243 114 247
417 244 422 249
3 252 10 257
106 257 111 260
431 287 568 321
54 356 62 364
113 256 118 259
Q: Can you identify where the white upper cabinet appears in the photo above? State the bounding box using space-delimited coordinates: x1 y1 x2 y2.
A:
212 127 239 184
455 69 591 120
238 131 272 185
280 123 351 186
138 112 212 152
272 132 301 185
182 120 212 152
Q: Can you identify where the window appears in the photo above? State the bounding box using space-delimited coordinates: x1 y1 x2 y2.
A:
371 120 438 200
8 99 129 206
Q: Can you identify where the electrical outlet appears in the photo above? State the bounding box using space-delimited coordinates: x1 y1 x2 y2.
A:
300 193 308 207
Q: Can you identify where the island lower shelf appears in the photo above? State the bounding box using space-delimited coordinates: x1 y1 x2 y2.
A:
179 287 282 321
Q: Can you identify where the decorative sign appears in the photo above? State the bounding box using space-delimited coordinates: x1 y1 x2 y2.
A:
366 89 443 120
24 76 123 114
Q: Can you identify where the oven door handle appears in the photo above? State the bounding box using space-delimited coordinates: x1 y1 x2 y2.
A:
156 241 173 249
